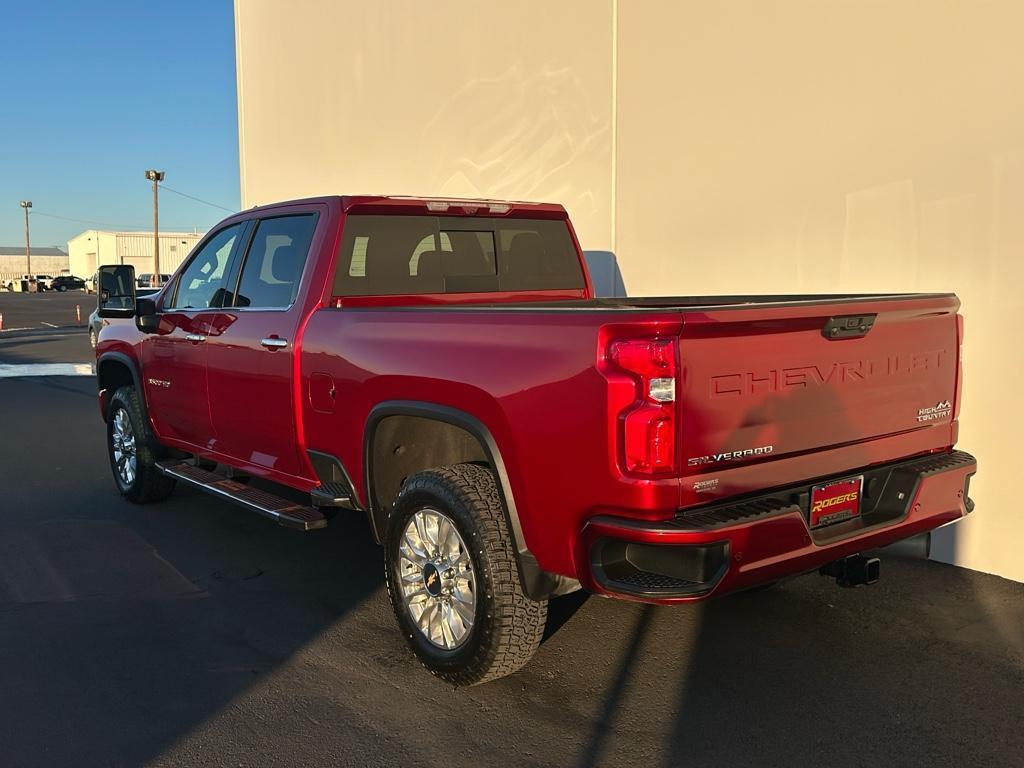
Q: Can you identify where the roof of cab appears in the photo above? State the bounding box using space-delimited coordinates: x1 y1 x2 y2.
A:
244 195 568 217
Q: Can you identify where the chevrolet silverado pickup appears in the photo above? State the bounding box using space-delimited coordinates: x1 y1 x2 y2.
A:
94 195 976 684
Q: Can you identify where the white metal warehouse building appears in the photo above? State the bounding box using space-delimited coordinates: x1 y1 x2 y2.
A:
67 230 204 281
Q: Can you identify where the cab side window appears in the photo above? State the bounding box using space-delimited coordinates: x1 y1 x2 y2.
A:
234 214 318 308
168 224 243 309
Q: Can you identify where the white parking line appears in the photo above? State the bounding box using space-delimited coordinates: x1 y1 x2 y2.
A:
40 322 58 328
0 363 93 378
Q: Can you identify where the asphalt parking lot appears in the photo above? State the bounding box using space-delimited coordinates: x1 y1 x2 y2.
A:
1 294 1022 768
0 290 92 333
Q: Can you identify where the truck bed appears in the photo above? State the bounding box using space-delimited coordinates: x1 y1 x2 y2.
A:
417 292 956 312
304 291 961 575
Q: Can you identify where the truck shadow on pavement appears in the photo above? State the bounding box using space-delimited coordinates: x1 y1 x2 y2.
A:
566 564 1024 768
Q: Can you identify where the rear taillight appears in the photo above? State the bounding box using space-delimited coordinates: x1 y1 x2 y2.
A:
608 338 677 473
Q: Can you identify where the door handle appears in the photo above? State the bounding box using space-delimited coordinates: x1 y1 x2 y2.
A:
185 333 207 344
260 337 289 350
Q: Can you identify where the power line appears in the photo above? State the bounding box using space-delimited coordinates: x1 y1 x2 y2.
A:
30 210 209 233
16 184 232 237
31 211 150 229
159 184 235 213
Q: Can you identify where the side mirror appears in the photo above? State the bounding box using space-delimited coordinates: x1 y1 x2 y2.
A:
136 297 160 333
97 264 137 318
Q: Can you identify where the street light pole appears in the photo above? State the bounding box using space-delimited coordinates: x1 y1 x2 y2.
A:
144 170 165 285
19 201 32 277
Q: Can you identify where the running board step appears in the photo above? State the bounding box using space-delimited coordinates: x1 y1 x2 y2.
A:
157 461 328 531
310 482 352 508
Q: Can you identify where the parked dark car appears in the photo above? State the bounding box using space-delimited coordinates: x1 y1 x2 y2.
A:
51 275 87 292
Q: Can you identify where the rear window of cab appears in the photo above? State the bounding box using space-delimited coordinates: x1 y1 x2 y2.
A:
333 215 585 296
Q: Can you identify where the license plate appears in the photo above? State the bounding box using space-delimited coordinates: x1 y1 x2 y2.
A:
810 476 863 528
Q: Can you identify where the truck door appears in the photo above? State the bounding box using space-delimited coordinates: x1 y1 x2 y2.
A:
205 211 321 480
142 222 247 447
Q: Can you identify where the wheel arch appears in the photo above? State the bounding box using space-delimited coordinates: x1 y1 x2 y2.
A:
364 401 577 601
96 352 144 422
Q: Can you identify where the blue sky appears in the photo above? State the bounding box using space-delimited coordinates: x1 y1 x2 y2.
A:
0 1 239 249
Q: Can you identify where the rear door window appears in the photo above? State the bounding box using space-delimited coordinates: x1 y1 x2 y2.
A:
334 215 583 296
234 214 318 308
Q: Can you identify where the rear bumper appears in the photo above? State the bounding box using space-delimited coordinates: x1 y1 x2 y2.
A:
578 450 976 603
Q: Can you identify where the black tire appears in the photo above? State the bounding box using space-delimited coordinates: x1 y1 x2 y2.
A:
384 463 547 685
58 285 66 292
106 386 176 503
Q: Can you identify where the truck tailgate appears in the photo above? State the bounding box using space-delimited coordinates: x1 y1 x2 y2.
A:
678 294 960 486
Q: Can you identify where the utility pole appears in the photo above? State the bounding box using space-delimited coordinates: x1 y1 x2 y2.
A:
19 200 32 278
144 170 165 285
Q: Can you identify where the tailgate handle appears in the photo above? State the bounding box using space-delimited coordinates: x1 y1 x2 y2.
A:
822 314 876 340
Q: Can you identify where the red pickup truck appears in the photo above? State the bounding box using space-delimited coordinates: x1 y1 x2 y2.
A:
95 195 976 684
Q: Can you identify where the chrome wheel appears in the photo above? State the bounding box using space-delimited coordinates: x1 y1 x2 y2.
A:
111 408 137 487
398 508 476 650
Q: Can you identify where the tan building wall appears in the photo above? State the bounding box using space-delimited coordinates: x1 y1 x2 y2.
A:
235 0 1023 583
234 0 614 252
68 230 204 280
